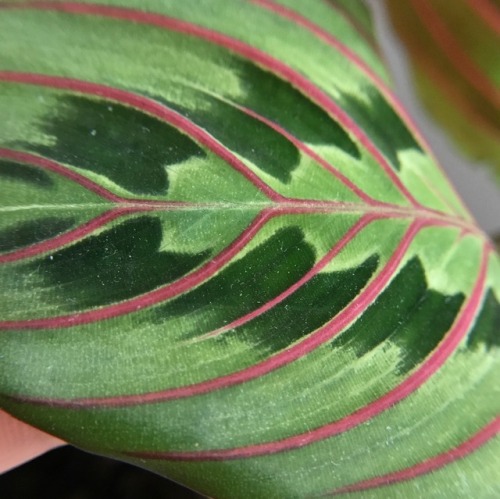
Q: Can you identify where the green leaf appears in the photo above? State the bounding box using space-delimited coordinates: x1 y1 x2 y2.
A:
386 0 500 181
0 0 499 497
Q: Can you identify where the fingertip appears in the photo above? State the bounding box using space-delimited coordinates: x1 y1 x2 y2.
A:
0 409 66 474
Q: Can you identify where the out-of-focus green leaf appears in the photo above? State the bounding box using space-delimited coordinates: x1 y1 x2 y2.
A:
386 0 500 180
0 1 499 497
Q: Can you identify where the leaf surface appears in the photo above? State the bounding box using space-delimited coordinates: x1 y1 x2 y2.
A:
0 1 499 497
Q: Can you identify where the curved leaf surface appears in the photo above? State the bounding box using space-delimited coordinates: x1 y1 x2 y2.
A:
386 0 500 179
0 1 499 497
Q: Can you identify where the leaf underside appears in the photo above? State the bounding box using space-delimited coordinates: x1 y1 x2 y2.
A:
0 1 498 497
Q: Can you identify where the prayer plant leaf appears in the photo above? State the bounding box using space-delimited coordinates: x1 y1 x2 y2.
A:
386 0 500 181
0 1 499 497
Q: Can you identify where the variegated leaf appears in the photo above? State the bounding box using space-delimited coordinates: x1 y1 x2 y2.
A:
0 1 499 497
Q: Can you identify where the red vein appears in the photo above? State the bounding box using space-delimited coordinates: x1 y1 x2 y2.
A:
469 0 500 36
235 104 379 205
199 214 377 339
411 0 500 109
0 210 274 329
325 417 500 495
0 148 204 208
0 208 137 264
120 239 489 460
0 1 421 207
0 148 236 263
252 0 432 155
22 217 425 408
0 148 123 202
252 0 473 222
0 198 483 330
0 71 285 203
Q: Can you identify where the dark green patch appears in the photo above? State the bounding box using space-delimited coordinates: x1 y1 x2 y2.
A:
156 227 316 334
0 159 53 188
394 290 464 372
467 290 500 350
338 87 423 170
332 257 427 352
0 217 76 252
332 257 465 374
31 216 210 309
233 60 360 158
21 95 205 195
224 255 379 354
167 94 300 183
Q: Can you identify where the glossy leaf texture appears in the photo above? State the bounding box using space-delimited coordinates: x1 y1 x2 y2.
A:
0 1 499 497
386 0 500 180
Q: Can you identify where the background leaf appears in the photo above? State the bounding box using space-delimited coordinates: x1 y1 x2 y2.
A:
386 0 500 181
0 1 499 497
